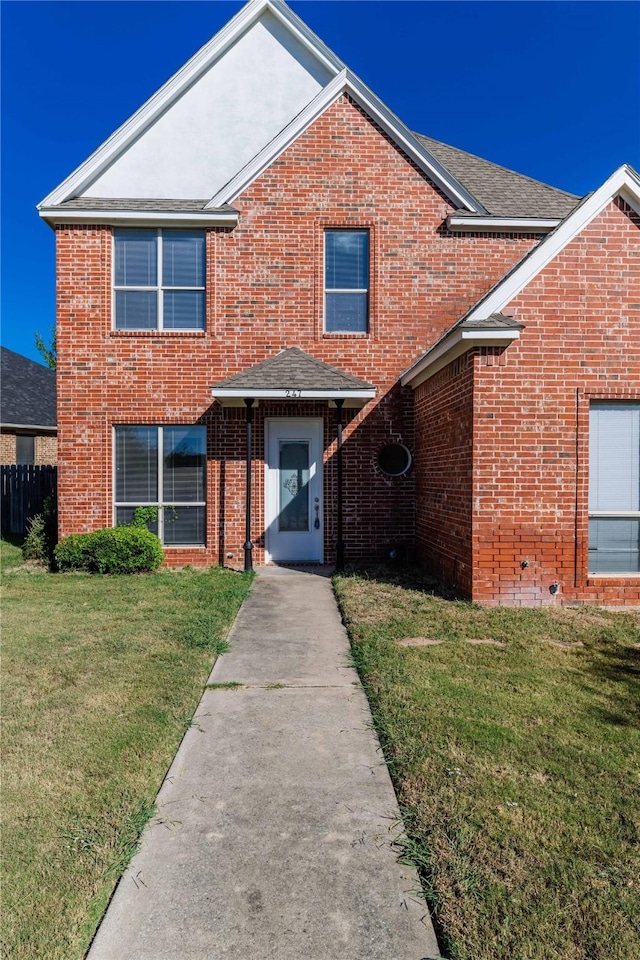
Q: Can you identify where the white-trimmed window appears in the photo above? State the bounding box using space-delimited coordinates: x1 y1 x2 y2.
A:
589 402 640 574
113 229 205 330
114 426 206 545
324 230 369 333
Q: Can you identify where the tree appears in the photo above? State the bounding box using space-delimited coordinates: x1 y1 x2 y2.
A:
35 326 56 369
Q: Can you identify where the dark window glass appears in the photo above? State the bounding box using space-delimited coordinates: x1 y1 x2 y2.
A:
114 229 157 287
115 427 158 502
162 231 205 288
16 435 35 465
163 427 206 503
325 230 369 333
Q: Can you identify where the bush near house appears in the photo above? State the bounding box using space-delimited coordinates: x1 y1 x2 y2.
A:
335 568 640 960
55 525 164 574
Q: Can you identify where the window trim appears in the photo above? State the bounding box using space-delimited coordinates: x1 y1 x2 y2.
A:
113 425 207 547
323 228 370 334
587 401 640 576
112 228 206 332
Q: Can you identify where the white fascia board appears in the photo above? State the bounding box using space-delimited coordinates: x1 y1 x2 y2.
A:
1 423 57 433
464 165 640 324
447 215 561 233
38 0 343 208
38 208 238 229
208 69 484 213
401 328 520 389
211 387 376 400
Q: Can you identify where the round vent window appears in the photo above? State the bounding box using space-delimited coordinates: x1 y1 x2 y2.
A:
377 443 412 477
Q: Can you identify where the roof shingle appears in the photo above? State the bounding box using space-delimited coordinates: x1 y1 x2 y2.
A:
1 347 57 428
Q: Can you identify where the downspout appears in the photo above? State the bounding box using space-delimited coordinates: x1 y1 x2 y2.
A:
243 398 254 572
335 399 344 571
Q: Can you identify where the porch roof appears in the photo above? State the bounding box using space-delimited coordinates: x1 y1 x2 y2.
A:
210 347 376 405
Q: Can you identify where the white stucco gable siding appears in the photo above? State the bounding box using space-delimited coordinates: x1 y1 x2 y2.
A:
81 12 332 200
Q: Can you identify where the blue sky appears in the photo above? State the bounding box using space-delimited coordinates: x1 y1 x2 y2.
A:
2 0 639 363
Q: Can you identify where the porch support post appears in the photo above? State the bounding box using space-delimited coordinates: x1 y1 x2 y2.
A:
243 398 255 572
335 399 345 572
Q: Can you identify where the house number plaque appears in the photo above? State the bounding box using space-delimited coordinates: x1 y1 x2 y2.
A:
284 389 302 398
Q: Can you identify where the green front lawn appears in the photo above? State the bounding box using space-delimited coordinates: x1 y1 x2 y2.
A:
334 568 640 960
1 541 252 960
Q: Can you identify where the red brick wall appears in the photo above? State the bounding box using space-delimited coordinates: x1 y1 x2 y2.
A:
414 353 474 594
55 95 538 566
471 198 640 605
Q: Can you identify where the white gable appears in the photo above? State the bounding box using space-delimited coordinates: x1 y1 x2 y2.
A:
81 11 332 200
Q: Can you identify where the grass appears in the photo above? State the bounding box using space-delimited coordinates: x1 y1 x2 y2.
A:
1 539 252 960
334 566 640 960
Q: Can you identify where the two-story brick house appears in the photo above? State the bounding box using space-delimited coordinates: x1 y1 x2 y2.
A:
39 0 639 605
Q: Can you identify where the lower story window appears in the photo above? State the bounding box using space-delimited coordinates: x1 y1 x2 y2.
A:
114 425 206 545
589 402 639 574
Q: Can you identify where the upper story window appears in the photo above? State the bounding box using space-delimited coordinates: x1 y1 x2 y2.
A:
589 402 640 574
113 229 205 331
324 230 369 333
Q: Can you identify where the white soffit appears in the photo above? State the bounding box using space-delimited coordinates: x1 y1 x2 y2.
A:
401 328 521 388
38 0 343 207
208 69 484 212
463 164 640 323
38 208 239 228
446 215 561 233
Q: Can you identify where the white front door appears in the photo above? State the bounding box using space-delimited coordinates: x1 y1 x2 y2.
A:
265 418 323 563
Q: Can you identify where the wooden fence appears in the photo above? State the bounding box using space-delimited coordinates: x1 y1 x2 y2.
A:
1 465 57 536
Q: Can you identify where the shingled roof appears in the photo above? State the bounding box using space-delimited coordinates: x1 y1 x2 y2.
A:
1 347 57 429
416 134 580 219
211 347 374 393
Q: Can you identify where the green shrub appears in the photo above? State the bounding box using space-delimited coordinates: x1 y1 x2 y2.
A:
22 497 58 566
55 527 164 574
54 533 97 571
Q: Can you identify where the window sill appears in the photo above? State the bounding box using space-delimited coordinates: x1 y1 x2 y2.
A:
322 332 370 339
587 574 640 582
164 544 207 549
110 330 206 337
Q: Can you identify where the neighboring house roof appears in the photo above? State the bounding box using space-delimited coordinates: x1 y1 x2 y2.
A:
1 347 57 429
416 135 580 219
211 347 375 401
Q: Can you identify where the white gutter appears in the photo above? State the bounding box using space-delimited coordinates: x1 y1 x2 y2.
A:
38 208 239 229
446 215 561 233
1 423 57 432
401 327 521 389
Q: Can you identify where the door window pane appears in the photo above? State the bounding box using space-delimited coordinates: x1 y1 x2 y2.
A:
279 441 310 532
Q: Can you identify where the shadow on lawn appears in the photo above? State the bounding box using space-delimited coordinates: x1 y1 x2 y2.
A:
343 561 465 601
584 642 640 728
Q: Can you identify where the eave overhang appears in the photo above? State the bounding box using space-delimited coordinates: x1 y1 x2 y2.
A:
1 423 57 433
446 215 561 233
38 207 239 229
211 387 376 408
401 324 523 390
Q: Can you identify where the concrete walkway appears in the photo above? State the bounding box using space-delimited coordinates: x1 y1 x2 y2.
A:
87 567 440 960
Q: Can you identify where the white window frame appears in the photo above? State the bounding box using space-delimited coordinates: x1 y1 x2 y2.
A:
112 228 205 332
113 425 207 546
323 229 369 334
588 402 640 575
